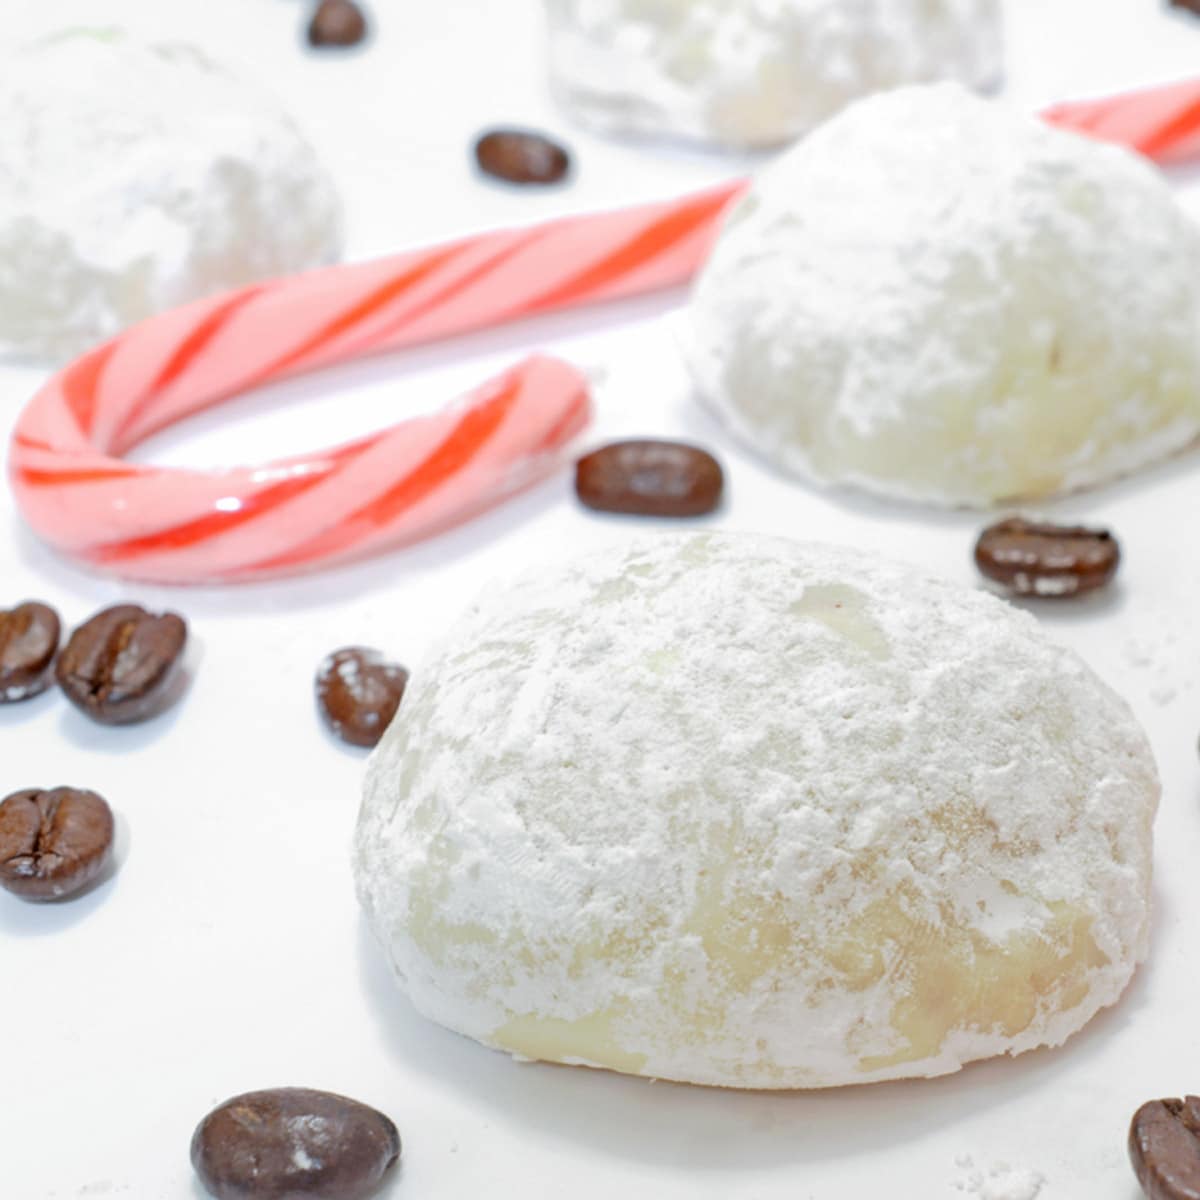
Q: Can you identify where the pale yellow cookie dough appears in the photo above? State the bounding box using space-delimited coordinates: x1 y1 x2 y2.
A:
354 534 1158 1089
684 85 1200 506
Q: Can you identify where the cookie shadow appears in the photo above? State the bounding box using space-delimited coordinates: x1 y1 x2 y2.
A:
676 359 1200 538
354 913 1155 1172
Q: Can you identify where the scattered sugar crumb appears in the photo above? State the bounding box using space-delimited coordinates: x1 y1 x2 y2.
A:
1121 615 1194 710
953 1157 1045 1200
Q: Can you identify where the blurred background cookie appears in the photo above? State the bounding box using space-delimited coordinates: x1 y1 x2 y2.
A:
544 0 1003 148
0 29 343 362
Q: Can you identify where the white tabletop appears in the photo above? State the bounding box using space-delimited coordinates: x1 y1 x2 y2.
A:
2 2 1200 1198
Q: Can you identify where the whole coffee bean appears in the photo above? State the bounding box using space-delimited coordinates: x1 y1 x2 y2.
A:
1129 1096 1200 1200
56 604 188 725
974 517 1120 598
316 647 408 748
575 439 725 517
307 0 368 47
0 600 61 702
474 128 571 186
0 787 114 902
192 1087 401 1200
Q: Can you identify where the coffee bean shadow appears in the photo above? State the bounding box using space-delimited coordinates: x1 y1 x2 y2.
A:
188 1162 400 1200
53 662 195 753
0 683 61 727
355 912 1158 1174
999 580 1129 624
319 722 375 758
0 809 128 937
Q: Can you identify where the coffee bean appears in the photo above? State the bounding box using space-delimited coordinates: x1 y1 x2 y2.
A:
316 647 408 748
474 129 571 185
56 604 188 725
0 787 114 902
1170 0 1200 18
1129 1096 1200 1200
974 517 1120 598
0 601 61 703
308 0 368 47
575 439 725 517
192 1087 400 1200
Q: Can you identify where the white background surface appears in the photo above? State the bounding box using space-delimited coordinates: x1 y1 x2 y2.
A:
2 2 1200 1198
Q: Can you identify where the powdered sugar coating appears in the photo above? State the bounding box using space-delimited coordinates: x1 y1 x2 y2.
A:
354 533 1158 1089
683 84 1200 507
0 30 343 363
544 0 1002 149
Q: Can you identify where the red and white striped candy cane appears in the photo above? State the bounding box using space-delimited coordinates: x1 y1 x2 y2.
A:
9 183 739 583
10 77 1200 584
1042 75 1200 164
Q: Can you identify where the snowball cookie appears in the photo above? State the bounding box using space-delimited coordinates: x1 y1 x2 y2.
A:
544 0 1002 149
0 30 343 363
684 86 1200 507
354 533 1158 1089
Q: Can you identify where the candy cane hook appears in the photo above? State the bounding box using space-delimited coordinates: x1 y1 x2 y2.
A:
11 77 1200 584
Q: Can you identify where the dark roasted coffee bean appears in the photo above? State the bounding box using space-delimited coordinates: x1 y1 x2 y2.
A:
1129 1096 1200 1200
575 439 724 517
308 0 368 47
974 517 1119 598
475 128 571 185
192 1087 401 1200
316 647 408 748
0 787 114 902
56 604 187 725
0 601 61 702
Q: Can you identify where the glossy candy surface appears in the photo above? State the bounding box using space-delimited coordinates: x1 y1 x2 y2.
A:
10 78 1200 584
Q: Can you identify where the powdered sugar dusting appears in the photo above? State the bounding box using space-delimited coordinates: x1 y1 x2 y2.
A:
545 0 1002 148
954 1155 1046 1200
683 84 1200 506
354 532 1158 1089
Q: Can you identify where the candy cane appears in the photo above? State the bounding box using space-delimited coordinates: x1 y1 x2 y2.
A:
10 77 1200 584
1042 75 1200 163
9 183 739 584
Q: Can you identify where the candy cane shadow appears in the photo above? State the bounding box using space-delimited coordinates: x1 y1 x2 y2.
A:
5 455 573 620
121 291 684 471
123 475 570 620
354 897 1164 1172
0 808 129 938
